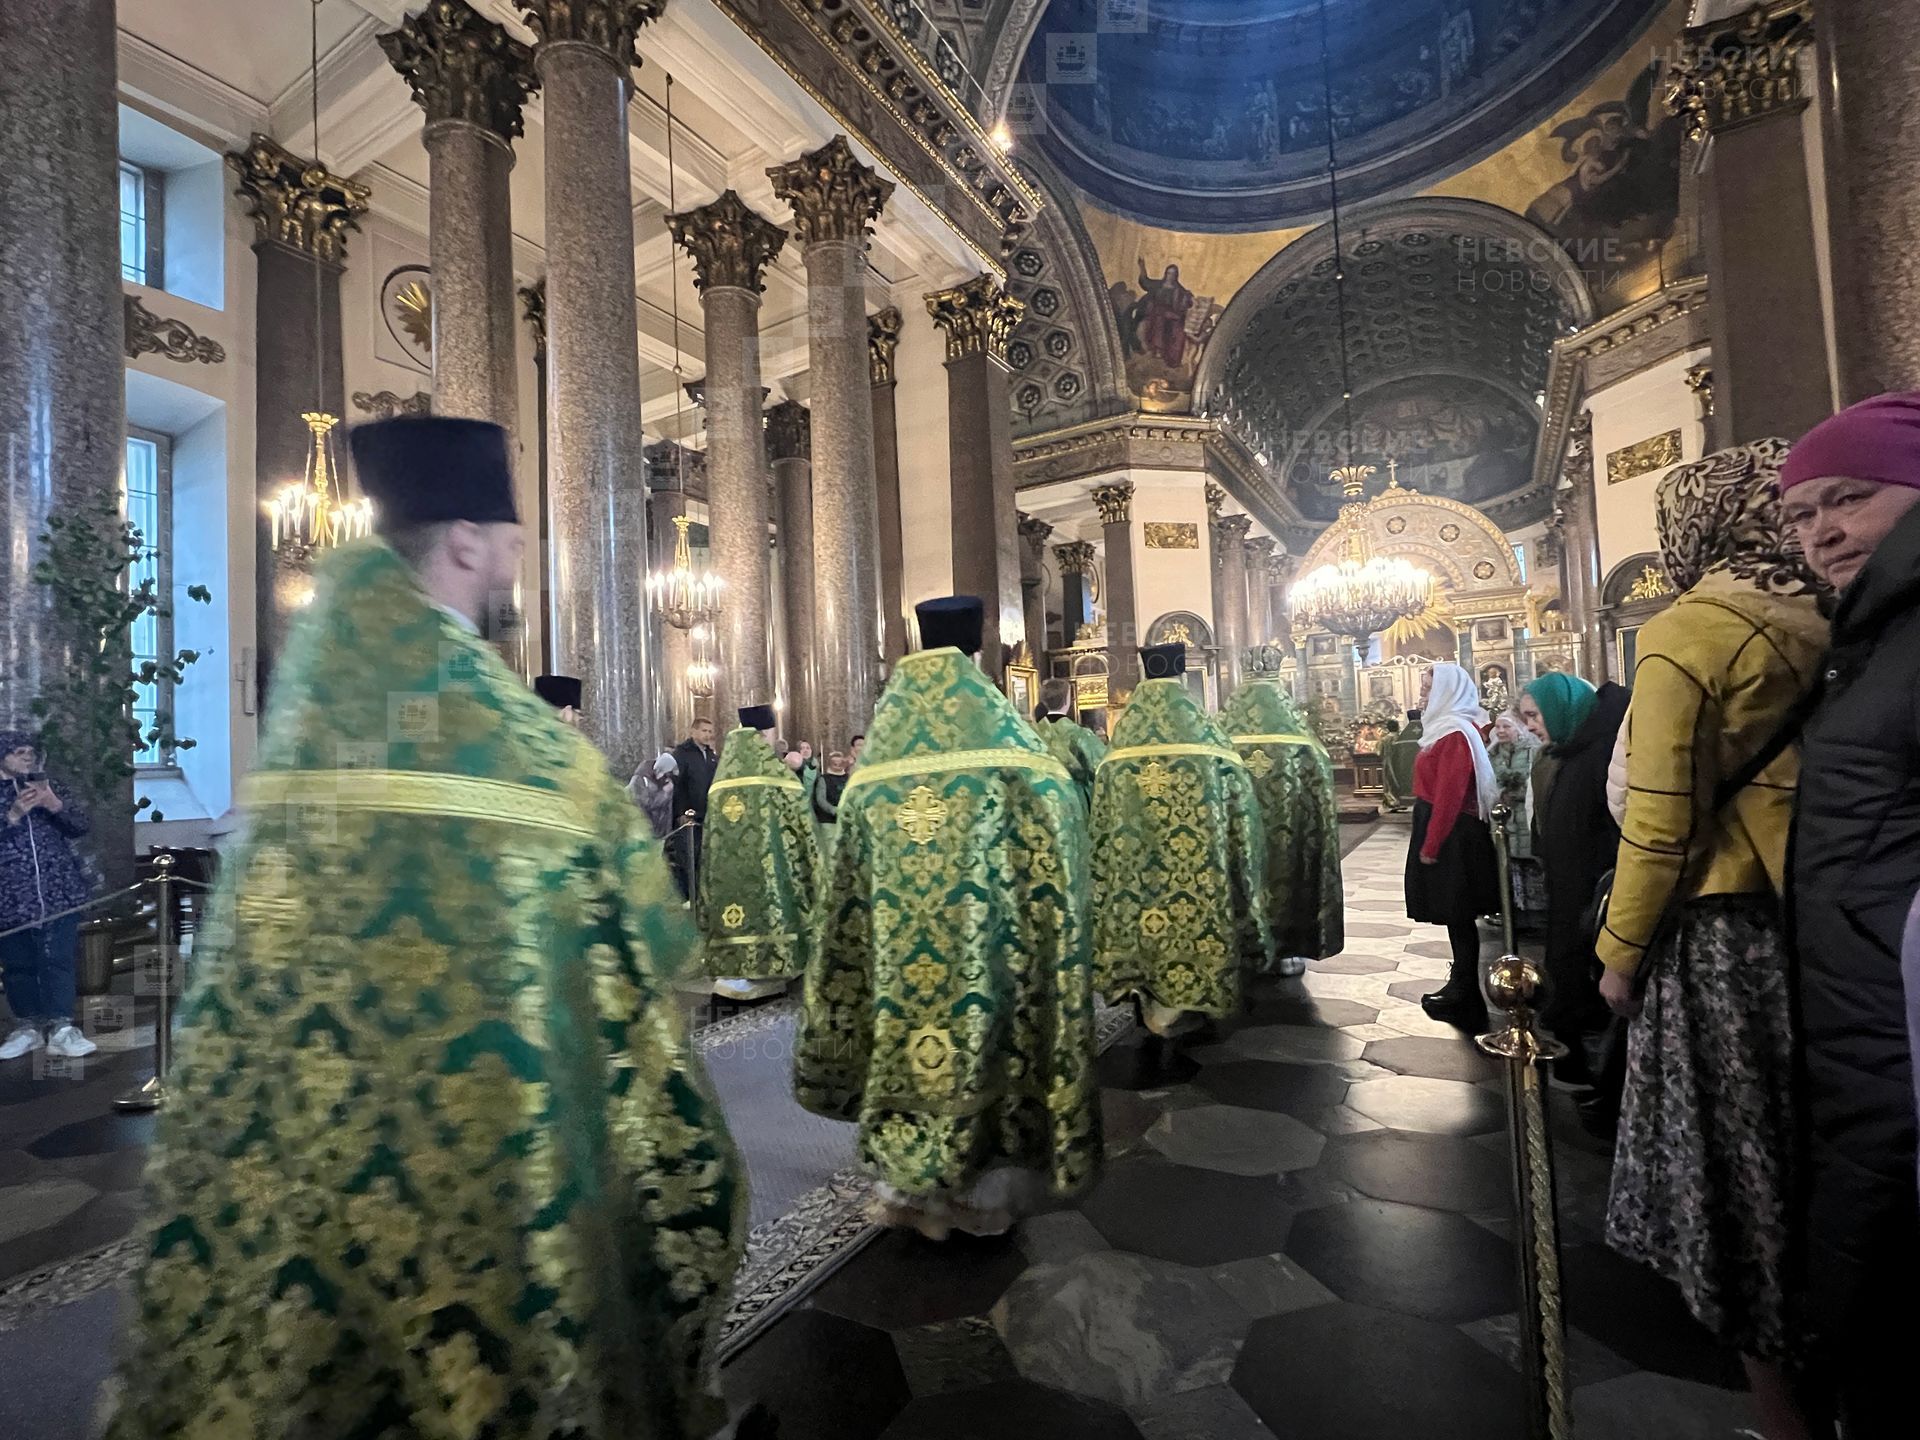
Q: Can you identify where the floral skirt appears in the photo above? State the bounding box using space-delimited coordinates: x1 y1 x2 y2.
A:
1605 894 1797 1360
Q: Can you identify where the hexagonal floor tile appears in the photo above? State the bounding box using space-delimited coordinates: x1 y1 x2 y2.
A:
1361 1035 1499 1082
1286 1199 1516 1324
1080 1157 1293 1266
1207 1253 1338 1319
1224 1025 1365 1065
1559 1243 1747 1388
992 1250 1247 1409
1134 1383 1272 1440
882 1379 1145 1439
1144 1104 1326 1176
809 1229 1028 1331
1098 1037 1201 1091
1192 1060 1351 1119
1102 1087 1166 1152
723 1309 910 1440
1229 992 1379 1031
1570 1370 1758 1440
893 1315 1021 1398
1342 1074 1506 1136
1309 954 1399 975
1387 979 1436 1006
1324 1130 1513 1214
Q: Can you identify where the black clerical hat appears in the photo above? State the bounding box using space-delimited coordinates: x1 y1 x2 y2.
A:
1140 642 1186 679
915 595 985 654
534 674 582 710
350 416 518 529
738 703 777 731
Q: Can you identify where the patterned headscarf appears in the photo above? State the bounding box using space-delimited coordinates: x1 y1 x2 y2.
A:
1656 438 1816 596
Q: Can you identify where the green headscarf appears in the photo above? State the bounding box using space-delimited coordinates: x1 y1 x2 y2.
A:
1525 671 1598 746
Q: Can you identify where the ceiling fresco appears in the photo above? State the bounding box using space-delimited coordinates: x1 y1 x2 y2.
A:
1011 0 1672 231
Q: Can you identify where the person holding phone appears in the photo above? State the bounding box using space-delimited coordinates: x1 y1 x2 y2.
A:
0 730 97 1061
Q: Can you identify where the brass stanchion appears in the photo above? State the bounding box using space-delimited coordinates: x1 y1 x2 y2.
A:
1480 804 1570 1440
114 853 175 1113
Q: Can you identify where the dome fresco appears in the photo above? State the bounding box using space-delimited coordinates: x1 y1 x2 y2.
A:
1014 0 1673 231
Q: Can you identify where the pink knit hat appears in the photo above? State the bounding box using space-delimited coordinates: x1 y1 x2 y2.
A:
1779 391 1920 492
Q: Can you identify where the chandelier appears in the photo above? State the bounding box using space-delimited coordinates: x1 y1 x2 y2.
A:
269 411 372 557
648 513 722 630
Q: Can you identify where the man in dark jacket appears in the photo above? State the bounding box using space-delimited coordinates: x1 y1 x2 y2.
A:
667 716 718 897
1777 393 1920 1438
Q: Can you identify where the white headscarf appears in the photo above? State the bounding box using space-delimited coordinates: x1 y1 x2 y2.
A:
1418 662 1499 820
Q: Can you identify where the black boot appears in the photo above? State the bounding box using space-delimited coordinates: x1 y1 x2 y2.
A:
1421 984 1487 1030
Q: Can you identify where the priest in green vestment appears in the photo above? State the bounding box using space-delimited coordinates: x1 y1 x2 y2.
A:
796 596 1102 1239
108 419 743 1440
700 702 819 1001
1033 676 1106 811
1382 708 1422 811
1218 678 1345 975
1092 643 1270 1035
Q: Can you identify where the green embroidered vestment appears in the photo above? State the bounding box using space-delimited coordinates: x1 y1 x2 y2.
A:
1035 715 1107 813
795 648 1102 1205
107 541 743 1440
1091 678 1270 1016
1218 679 1345 961
698 727 819 978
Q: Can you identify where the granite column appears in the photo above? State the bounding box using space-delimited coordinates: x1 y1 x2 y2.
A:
1558 413 1606 681
767 401 817 745
1214 512 1252 704
769 138 892 749
1056 541 1096 648
525 0 663 775
1091 481 1139 694
1018 512 1054 668
1244 535 1276 646
868 308 909 663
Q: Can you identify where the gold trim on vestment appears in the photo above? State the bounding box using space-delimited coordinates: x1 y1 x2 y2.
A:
844 747 1071 795
1101 743 1246 770
242 769 594 838
709 774 805 796
703 932 803 949
1231 733 1317 747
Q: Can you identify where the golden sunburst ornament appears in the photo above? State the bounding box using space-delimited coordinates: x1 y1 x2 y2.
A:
394 278 432 351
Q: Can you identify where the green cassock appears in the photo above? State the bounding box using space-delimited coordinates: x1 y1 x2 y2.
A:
794 648 1102 1207
697 726 819 979
1382 720 1421 810
1034 714 1107 812
1217 679 1346 961
108 541 743 1440
1091 679 1271 1021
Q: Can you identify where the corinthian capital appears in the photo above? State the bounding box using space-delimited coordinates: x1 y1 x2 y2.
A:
925 274 1026 364
520 0 666 61
1204 481 1227 517
665 189 787 295
1666 0 1813 142
1018 512 1054 554
1244 533 1276 566
1054 540 1097 576
765 400 811 462
1090 481 1133 527
381 0 537 140
868 307 903 386
1215 512 1253 544
767 136 894 247
226 134 370 263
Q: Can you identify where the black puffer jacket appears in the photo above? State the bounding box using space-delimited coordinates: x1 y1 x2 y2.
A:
1790 502 1920 1335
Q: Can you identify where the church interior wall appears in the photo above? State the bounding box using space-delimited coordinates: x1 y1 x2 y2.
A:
1587 346 1711 582
1126 469 1215 640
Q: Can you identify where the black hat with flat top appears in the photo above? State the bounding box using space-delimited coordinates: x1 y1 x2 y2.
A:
1140 642 1186 679
350 416 518 530
915 596 986 655
738 704 777 731
534 675 582 711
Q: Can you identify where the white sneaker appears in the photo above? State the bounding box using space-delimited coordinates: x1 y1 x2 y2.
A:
1278 955 1309 978
45 1024 97 1059
0 1025 44 1060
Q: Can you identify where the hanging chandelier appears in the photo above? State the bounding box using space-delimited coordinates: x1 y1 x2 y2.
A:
648 513 722 630
1287 0 1430 643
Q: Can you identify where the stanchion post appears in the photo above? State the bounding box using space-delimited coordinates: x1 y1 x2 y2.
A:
114 854 175 1114
1489 802 1518 957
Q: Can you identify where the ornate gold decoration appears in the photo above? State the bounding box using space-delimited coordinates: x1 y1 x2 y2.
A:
225 134 370 264
351 390 431 419
766 399 811 462
519 279 546 364
1139 908 1171 939
1135 761 1174 800
1439 523 1462 542
243 769 592 839
721 903 746 930
1290 463 1432 640
518 0 666 61
1385 516 1408 535
1090 481 1133 527
665 189 788 295
1245 748 1275 778
721 794 747 824
1054 540 1097 576
896 784 949 844
925 273 1026 364
1686 362 1715 420
1018 512 1054 554
380 0 536 139
648 514 721 631
1606 430 1684 486
1162 622 1194 645
868 306 902 385
1625 565 1674 603
1143 522 1198 550
1666 0 1813 142
767 135 894 247
908 1025 954 1090
1474 560 1498 580
1075 675 1110 709
268 413 373 558
123 294 225 365
392 274 434 351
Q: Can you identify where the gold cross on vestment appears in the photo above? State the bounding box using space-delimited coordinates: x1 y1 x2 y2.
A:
1246 748 1275 777
897 785 949 844
1137 760 1175 800
721 794 747 823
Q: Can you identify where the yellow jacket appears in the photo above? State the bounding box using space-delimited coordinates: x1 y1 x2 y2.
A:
1598 570 1827 976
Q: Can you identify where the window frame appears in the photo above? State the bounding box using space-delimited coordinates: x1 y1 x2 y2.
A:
125 426 177 773
118 159 164 289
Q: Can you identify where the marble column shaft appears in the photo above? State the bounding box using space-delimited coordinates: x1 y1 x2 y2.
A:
1214 513 1252 703
1559 414 1606 680
1092 482 1139 694
529 4 661 775
1817 0 1920 399
1056 541 1096 648
0 0 131 874
768 401 817 745
869 308 909 663
1018 512 1053 669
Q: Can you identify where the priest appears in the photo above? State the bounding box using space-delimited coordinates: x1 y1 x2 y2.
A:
533 671 583 727
796 596 1102 1239
1382 707 1422 812
699 702 820 1002
1033 675 1106 812
1219 677 1345 975
107 417 742 1440
1091 643 1269 1035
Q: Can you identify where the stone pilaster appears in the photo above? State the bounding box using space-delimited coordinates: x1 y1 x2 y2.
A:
1558 412 1606 680
768 400 817 746
769 136 892 746
1018 512 1053 666
524 0 666 773
868 306 908 662
926 274 1026 681
1214 512 1252 703
1055 540 1097 648
227 134 370 705
666 189 786 727
1090 480 1138 693
1816 0 1920 398
1265 550 1298 659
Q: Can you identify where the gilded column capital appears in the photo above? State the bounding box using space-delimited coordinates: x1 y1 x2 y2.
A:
380 0 537 142
226 134 370 264
1018 512 1054 554
766 399 811 462
1666 0 1814 142
925 273 1026 364
767 135 894 248
1265 550 1296 584
1054 539 1097 576
1204 480 1227 517
868 307 903 386
1244 533 1276 565
519 0 665 64
1686 361 1716 419
519 278 546 363
1090 480 1133 527
1215 512 1253 543
665 189 787 295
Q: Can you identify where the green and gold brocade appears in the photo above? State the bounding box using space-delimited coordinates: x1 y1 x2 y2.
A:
107 541 743 1440
698 727 819 979
1091 679 1270 1016
795 649 1102 1204
1218 680 1345 961
1035 715 1107 813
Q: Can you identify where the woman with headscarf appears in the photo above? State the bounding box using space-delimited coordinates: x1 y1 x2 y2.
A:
1404 662 1501 1029
1487 710 1546 924
1596 439 1825 1440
